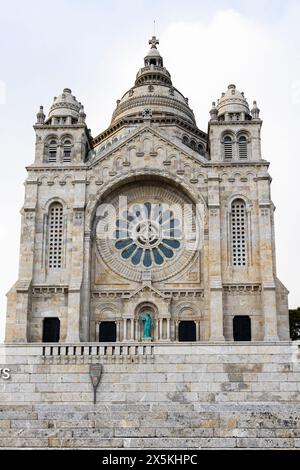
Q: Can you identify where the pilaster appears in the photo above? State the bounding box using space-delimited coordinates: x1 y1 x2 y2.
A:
207 172 225 341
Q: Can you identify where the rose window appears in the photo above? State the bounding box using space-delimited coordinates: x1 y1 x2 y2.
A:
114 202 182 267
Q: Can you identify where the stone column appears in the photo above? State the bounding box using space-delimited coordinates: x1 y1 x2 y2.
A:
207 173 225 341
154 319 159 341
196 321 200 341
257 174 279 341
123 318 127 341
166 319 170 341
175 320 179 341
159 319 163 340
116 321 120 342
130 318 134 341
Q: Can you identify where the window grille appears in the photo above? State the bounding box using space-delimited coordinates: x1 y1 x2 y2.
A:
231 199 247 266
238 136 248 158
224 136 233 158
48 203 63 269
48 140 57 162
63 140 72 162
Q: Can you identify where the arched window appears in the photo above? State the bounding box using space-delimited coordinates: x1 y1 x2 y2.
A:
224 135 233 159
198 143 205 156
48 202 64 269
231 199 247 266
182 135 189 146
63 139 72 162
190 140 196 151
48 140 57 163
238 136 248 158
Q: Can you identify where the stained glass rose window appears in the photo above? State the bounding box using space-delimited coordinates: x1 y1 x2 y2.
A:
114 202 182 268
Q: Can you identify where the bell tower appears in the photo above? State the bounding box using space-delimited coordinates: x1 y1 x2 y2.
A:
33 88 91 166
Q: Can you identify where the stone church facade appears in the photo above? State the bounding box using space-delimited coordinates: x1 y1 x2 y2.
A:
5 36 289 345
2 37 300 450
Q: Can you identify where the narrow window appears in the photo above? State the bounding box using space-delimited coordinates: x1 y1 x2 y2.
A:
48 140 57 163
198 143 205 155
63 140 72 162
182 135 189 146
231 199 247 266
190 140 196 151
178 321 196 341
233 315 251 341
99 321 117 342
238 136 248 158
48 202 63 269
224 136 233 159
43 318 60 342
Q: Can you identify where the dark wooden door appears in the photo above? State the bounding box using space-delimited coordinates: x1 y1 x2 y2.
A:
43 318 60 342
178 321 196 341
99 321 117 342
233 315 251 341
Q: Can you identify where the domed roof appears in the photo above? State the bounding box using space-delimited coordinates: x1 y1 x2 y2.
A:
216 84 250 116
48 88 82 119
110 37 196 125
145 46 161 57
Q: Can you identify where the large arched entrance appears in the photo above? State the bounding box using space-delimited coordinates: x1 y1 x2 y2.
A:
87 173 206 342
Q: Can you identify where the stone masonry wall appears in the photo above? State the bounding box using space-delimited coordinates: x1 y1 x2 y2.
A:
0 342 299 448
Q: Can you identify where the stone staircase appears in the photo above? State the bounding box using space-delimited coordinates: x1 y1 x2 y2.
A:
0 342 300 448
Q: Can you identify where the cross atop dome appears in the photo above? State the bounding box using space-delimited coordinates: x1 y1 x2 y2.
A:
149 36 159 49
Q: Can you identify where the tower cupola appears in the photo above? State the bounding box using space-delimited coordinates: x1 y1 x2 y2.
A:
46 88 82 125
215 84 251 121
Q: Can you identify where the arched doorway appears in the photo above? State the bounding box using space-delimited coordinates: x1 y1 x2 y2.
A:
178 320 196 341
233 315 251 341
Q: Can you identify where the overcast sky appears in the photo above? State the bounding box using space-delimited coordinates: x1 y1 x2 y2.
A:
0 0 299 342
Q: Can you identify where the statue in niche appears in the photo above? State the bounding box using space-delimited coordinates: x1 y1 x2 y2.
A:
141 312 153 340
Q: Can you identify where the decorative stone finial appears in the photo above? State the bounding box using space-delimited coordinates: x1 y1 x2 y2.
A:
36 105 45 124
79 105 86 124
149 36 159 49
251 100 260 119
210 101 217 121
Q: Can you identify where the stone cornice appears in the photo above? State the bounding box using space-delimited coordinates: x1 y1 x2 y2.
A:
93 116 207 146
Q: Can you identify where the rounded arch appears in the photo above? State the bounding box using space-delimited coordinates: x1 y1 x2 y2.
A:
42 196 68 213
182 135 189 145
226 193 252 212
220 129 236 142
43 134 59 144
236 129 251 140
60 133 74 143
134 301 158 319
174 301 201 319
85 168 208 231
95 304 118 319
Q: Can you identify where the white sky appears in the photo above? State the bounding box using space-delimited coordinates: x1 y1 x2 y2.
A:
0 0 299 342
